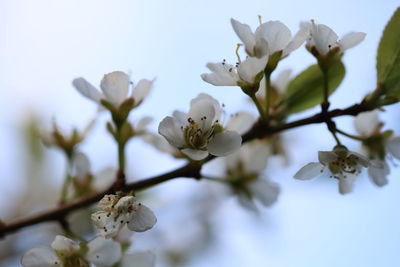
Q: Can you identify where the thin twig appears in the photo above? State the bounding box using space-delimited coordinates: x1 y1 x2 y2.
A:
0 101 376 237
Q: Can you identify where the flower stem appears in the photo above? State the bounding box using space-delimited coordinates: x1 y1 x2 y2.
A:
250 94 266 120
336 129 365 141
321 67 330 113
59 157 73 205
118 139 125 173
264 71 272 118
330 130 342 146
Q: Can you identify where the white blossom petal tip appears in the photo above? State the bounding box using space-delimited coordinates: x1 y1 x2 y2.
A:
294 162 324 180
100 71 130 106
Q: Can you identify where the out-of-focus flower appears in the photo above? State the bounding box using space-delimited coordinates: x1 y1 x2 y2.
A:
201 56 268 92
40 119 95 157
294 146 370 194
21 235 121 267
71 152 115 195
158 93 242 160
256 69 292 109
231 18 308 58
302 20 366 56
354 111 400 186
73 71 154 108
91 194 157 238
224 140 280 211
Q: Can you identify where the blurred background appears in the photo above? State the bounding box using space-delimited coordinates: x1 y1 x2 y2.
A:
1 0 400 266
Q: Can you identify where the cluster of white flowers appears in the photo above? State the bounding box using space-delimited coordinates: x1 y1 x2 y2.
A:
91 194 157 238
201 18 307 91
19 13 390 267
21 235 155 267
22 235 121 267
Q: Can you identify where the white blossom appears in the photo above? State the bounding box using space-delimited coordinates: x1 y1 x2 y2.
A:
302 20 366 56
294 146 370 194
158 93 242 160
224 140 279 211
201 56 268 87
91 194 157 238
72 152 115 191
21 235 121 267
354 111 400 186
256 68 292 105
231 18 308 58
73 71 154 108
40 119 95 148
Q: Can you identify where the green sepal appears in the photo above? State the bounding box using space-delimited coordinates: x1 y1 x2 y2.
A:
106 122 116 138
265 51 283 74
237 71 263 95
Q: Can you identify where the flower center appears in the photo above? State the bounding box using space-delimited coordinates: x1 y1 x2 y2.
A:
328 155 361 179
181 116 220 150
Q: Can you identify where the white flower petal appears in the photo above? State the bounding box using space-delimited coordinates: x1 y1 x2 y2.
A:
142 133 177 155
254 37 269 57
237 193 258 212
318 151 337 165
255 21 292 54
91 211 124 238
21 247 60 267
338 173 356 195
226 112 256 135
354 111 379 135
237 56 268 84
50 235 79 253
100 71 130 106
73 152 91 179
231 18 256 55
187 96 217 130
387 136 400 159
368 160 389 187
127 204 157 232
282 25 309 56
338 32 366 51
120 251 156 267
201 62 239 86
86 237 122 266
207 131 242 157
241 141 270 173
136 116 153 132
311 23 338 55
72 78 103 103
273 69 292 93
181 148 209 160
249 179 280 207
294 162 324 180
158 116 185 148
132 79 153 105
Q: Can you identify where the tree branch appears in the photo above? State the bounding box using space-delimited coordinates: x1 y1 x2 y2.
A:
0 101 373 237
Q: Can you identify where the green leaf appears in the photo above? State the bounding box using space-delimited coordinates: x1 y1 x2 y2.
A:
279 61 345 115
377 8 400 97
